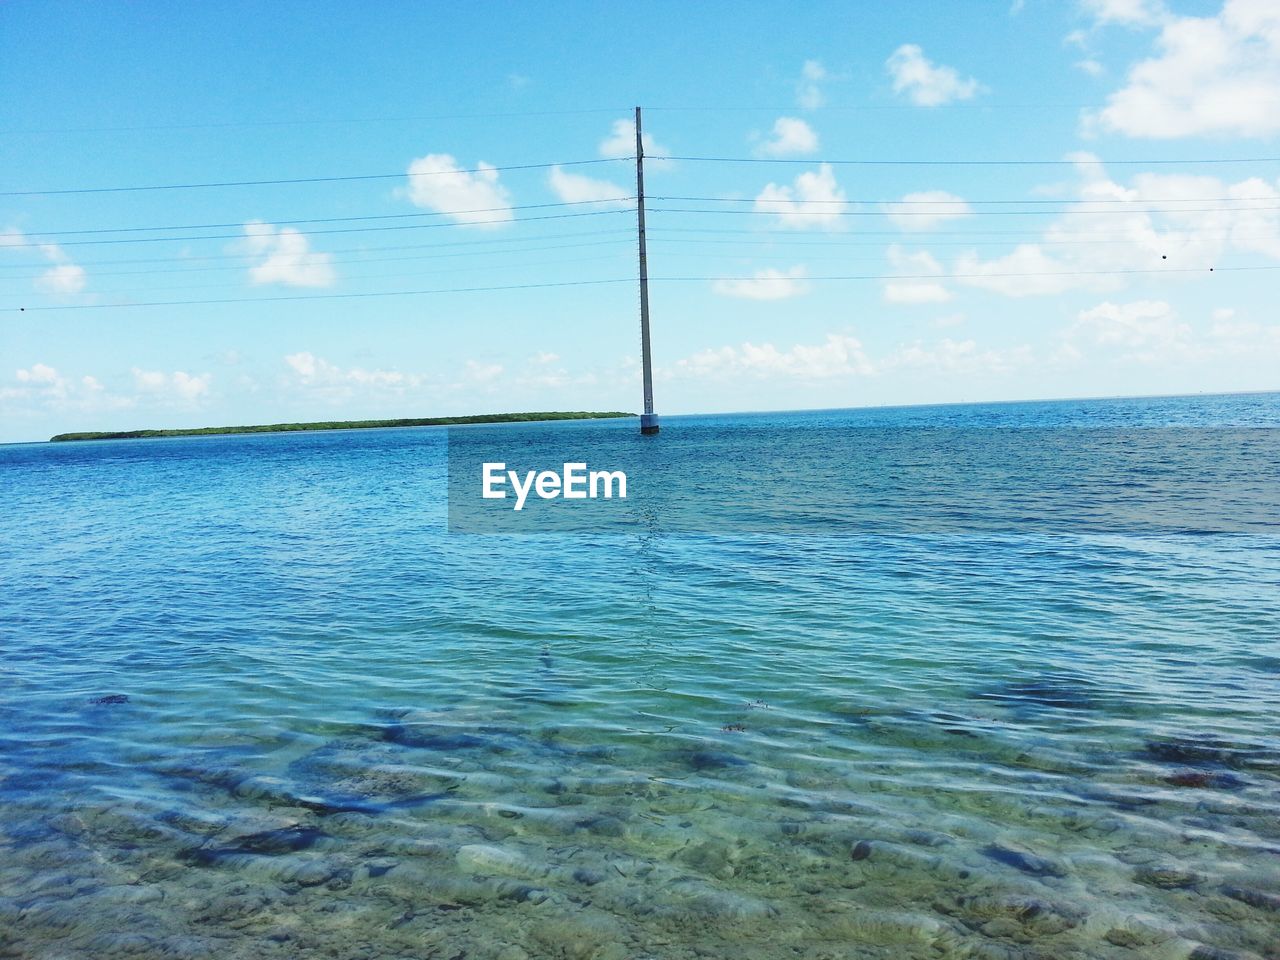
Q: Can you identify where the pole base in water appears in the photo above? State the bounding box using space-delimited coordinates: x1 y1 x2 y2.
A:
640 413 660 435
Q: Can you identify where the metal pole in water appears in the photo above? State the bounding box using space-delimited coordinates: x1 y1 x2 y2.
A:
635 106 659 435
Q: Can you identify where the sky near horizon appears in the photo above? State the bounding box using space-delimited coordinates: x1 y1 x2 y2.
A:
2 0 1279 441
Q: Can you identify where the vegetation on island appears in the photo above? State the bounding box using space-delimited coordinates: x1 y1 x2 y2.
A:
50 411 635 442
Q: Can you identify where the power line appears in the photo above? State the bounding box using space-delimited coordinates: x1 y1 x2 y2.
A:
39 254 632 297
651 194 1280 206
7 153 1278 198
6 222 1273 274
4 230 1271 281
4 278 634 312
647 232 1280 248
660 265 1273 282
10 265 1273 313
20 193 1267 240
0 158 628 197
649 224 1280 239
668 155 1280 167
649 205 1280 217
43 209 634 247
19 198 635 238
72 255 630 290
0 228 635 269
17 102 1280 136
3 108 629 136
5 105 1172 134
0 238 636 279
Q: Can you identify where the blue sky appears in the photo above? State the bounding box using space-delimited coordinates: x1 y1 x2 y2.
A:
2 0 1278 441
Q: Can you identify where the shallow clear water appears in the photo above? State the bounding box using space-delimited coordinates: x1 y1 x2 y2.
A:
2 395 1279 960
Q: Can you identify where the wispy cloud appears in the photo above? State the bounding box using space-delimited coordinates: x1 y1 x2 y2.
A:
547 165 630 207
676 334 873 380
883 245 952 304
34 263 87 295
599 118 671 164
132 367 212 403
404 153 514 226
886 45 983 106
712 266 809 300
2 227 87 296
796 59 828 110
239 221 335 287
754 163 849 230
755 117 819 157
884 190 974 231
1 364 133 413
1080 0 1168 27
885 338 1032 374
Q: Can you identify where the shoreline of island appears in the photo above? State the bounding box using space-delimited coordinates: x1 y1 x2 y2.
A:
49 411 635 442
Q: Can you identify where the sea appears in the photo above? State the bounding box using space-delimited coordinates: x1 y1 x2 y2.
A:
1 393 1278 960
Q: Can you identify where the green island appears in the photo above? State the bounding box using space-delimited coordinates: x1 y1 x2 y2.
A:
50 411 635 442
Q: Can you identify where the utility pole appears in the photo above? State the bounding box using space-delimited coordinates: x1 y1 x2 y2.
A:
635 106 659 435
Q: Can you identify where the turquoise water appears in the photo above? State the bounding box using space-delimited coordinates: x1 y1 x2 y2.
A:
2 395 1279 959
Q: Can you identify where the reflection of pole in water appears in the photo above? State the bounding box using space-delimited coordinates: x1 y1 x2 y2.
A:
635 106 659 436
633 482 667 695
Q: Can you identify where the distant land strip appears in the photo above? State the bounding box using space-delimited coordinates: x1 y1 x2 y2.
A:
50 411 635 442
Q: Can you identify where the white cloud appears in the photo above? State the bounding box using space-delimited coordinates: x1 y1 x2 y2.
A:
599 119 670 162
886 45 983 106
285 351 405 386
465 360 504 383
676 334 874 380
884 245 952 304
797 59 827 110
1208 314 1280 353
885 339 1032 374
663 331 1032 383
514 352 595 389
35 257 85 295
1 364 135 413
131 368 211 403
1066 299 1196 362
956 243 1105 297
754 163 849 230
884 282 952 304
547 165 630 207
2 226 88 297
239 222 335 287
16 363 59 384
757 117 819 157
1076 58 1106 76
1081 0 1168 26
712 266 809 300
404 153 514 226
885 190 973 231
1058 300 1280 364
284 352 320 378
283 352 417 397
954 153 1280 297
1090 0 1280 138
889 247 942 272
